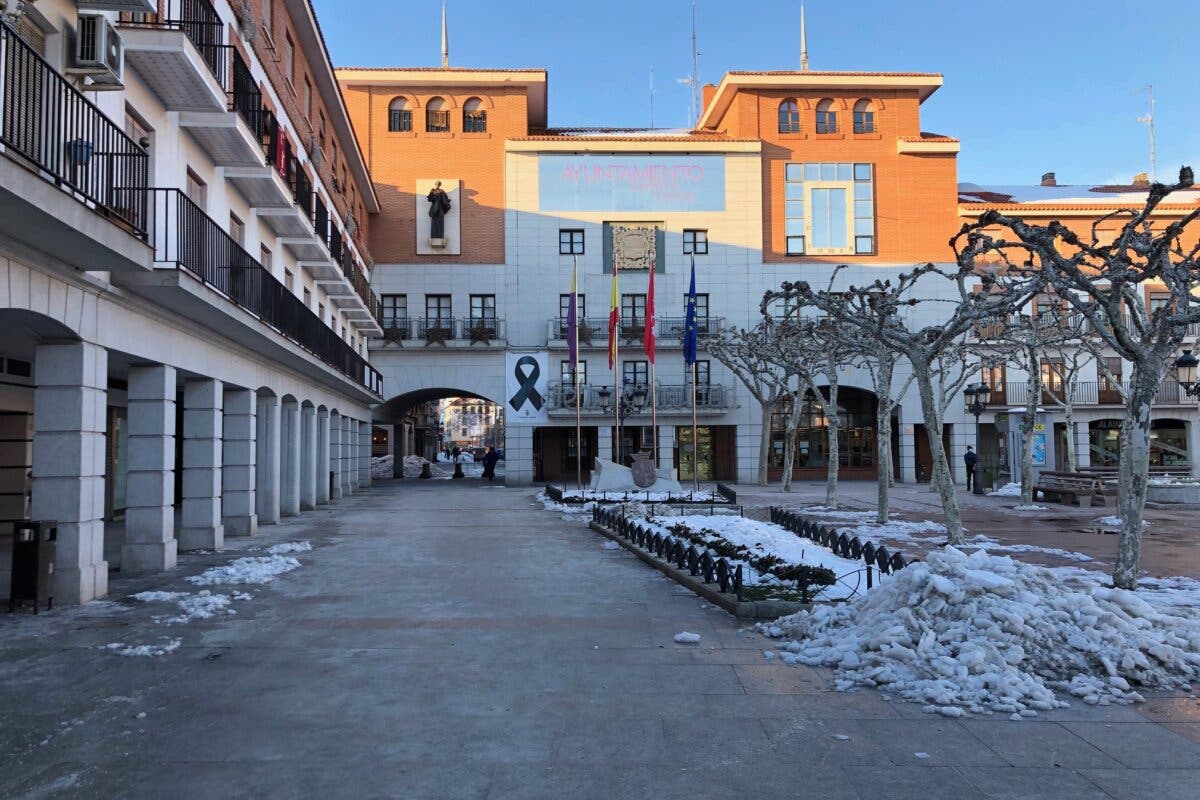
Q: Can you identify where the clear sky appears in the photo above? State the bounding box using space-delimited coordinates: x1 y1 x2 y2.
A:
315 0 1197 186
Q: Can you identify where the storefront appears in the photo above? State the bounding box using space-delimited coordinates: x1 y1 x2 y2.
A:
1088 418 1190 469
675 425 737 482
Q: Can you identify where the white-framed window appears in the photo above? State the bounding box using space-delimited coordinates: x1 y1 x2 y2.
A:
683 229 708 255
783 162 874 255
561 360 587 384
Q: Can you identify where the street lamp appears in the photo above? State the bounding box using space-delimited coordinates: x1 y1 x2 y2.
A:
963 382 990 495
1176 349 1200 399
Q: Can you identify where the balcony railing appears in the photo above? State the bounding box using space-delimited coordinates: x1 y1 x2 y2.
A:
0 21 150 238
546 382 734 413
1002 380 1187 407
120 0 228 88
549 316 724 346
144 188 380 393
380 317 506 344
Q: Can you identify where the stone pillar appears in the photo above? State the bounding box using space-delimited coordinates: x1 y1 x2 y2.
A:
280 399 301 517
899 423 917 483
358 420 372 488
657 425 675 479
1074 421 1092 470
222 388 257 536
317 408 331 504
329 414 343 501
121 364 178 573
596 425 613 465
300 404 317 510
32 342 108 604
341 416 354 495
256 393 281 524
180 378 223 551
504 425 535 487
392 422 404 479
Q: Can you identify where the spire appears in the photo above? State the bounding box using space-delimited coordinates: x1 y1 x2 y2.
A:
800 3 810 71
440 1 449 68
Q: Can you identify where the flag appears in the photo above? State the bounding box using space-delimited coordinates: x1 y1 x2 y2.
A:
643 261 656 363
683 256 698 365
567 255 578 378
607 264 619 369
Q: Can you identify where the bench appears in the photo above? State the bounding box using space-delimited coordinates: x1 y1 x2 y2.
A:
1033 473 1106 507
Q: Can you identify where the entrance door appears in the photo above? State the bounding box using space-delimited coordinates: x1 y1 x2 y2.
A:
678 426 714 481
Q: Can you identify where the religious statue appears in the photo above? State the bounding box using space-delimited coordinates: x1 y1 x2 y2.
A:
426 181 451 240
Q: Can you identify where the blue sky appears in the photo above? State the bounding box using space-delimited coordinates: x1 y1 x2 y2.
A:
316 0 1197 186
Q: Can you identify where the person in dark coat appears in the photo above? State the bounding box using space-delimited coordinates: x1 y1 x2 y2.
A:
964 445 978 491
482 446 501 481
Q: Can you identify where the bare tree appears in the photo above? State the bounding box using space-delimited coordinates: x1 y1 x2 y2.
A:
1043 344 1093 474
856 335 914 523
764 264 1039 544
955 167 1200 587
706 322 794 486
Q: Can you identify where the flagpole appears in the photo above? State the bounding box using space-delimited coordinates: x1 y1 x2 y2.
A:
614 323 621 464
651 361 658 467
691 362 699 493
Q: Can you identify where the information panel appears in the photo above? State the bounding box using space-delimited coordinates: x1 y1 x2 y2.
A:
538 154 725 212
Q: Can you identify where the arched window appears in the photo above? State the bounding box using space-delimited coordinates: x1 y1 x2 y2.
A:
463 97 487 133
778 98 801 133
853 99 875 134
815 99 837 134
426 97 449 132
388 97 412 132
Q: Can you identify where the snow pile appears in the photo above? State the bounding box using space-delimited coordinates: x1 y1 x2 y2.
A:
165 591 234 624
131 591 187 603
764 547 1200 713
988 483 1022 498
105 638 182 657
267 541 312 555
561 488 718 502
370 455 394 479
536 491 596 520
402 455 449 479
1095 516 1150 528
1012 505 1049 512
674 632 702 644
186 554 302 586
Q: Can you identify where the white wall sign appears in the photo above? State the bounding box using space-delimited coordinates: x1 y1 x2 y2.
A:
506 351 549 425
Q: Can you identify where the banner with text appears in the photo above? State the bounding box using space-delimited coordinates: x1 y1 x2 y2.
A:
538 154 726 212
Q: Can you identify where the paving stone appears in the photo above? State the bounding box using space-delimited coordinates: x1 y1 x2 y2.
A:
957 721 1120 768
1061 721 1200 769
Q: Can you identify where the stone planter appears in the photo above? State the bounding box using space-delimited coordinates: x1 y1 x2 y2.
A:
1147 483 1200 504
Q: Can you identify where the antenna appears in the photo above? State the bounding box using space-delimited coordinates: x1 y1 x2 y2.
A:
1136 84 1156 182
650 68 655 128
800 3 810 71
677 2 702 125
440 1 449 68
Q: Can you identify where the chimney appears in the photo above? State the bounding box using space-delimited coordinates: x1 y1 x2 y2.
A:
701 83 717 114
1040 172 1056 187
1132 172 1150 187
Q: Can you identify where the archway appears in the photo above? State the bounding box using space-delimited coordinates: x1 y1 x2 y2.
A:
373 388 504 480
767 385 897 480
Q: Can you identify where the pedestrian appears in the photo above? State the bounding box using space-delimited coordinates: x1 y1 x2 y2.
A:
964 445 978 491
482 446 501 481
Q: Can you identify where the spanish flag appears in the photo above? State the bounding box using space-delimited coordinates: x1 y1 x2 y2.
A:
607 266 619 370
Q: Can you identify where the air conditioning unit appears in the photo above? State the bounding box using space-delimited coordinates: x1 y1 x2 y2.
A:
68 13 124 90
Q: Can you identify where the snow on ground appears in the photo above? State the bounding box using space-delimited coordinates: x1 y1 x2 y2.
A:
764 546 1200 714
560 488 719 502
104 638 182 657
370 455 394 479
1095 516 1150 528
644 514 867 600
674 632 702 644
536 491 596 521
267 541 312 555
186 554 302 586
988 483 1022 497
1012 504 1050 512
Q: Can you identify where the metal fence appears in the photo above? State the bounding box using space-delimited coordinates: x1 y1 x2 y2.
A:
545 381 733 411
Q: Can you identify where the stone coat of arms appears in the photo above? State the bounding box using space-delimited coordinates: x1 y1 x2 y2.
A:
630 451 657 488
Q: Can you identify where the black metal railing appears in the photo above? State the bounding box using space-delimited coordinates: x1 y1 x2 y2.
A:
769 508 912 589
1 21 150 238
550 316 723 345
145 189 380 393
313 194 329 245
1004 379 1184 406
119 0 228 89
545 382 733 412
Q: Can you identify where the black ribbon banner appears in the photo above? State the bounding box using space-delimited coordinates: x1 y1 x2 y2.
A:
509 356 544 413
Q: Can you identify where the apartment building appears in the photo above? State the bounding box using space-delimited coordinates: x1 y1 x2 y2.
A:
0 0 384 604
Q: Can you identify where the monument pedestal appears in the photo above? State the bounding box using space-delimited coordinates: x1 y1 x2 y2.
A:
590 459 684 495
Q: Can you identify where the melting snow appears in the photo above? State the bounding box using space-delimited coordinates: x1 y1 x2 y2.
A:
763 547 1200 713
988 483 1022 498
186 554 302 586
674 632 702 644
104 638 182 657
266 541 312 555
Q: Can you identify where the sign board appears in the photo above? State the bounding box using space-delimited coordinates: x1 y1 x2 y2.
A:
1032 432 1047 466
506 352 549 425
538 154 726 212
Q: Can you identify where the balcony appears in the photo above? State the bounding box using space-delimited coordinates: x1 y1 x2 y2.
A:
545 382 734 417
132 188 381 395
546 316 725 349
0 21 152 271
374 318 507 349
1001 380 1189 408
118 0 228 113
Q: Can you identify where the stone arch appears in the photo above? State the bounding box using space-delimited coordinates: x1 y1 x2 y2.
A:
388 92 419 109
425 94 457 110
462 94 494 110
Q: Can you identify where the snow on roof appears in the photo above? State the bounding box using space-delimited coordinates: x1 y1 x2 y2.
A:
958 182 1200 206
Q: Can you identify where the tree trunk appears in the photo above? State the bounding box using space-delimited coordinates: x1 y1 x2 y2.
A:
756 399 774 487
1113 361 1160 589
781 393 803 493
876 410 891 524
825 380 840 508
1019 344 1041 506
914 365 964 544
1063 406 1077 474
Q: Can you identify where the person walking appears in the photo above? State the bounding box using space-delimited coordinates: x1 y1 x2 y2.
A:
482 446 501 481
964 445 978 491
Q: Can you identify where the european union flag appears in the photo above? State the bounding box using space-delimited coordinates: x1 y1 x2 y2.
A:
683 256 698 366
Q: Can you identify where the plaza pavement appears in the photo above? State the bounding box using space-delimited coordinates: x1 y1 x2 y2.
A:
0 478 1198 799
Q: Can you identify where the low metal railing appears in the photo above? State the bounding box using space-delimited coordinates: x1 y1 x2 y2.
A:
1004 379 1185 406
549 316 723 345
0 21 150 238
769 508 912 588
545 382 733 412
400 317 506 343
144 188 380 393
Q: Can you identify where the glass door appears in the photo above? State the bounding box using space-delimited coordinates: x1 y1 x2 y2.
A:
678 426 713 481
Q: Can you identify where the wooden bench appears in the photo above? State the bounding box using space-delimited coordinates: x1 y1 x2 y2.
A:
1033 473 1106 507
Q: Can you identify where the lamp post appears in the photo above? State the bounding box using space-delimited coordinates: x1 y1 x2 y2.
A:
963 382 990 495
598 384 649 462
1176 349 1200 399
